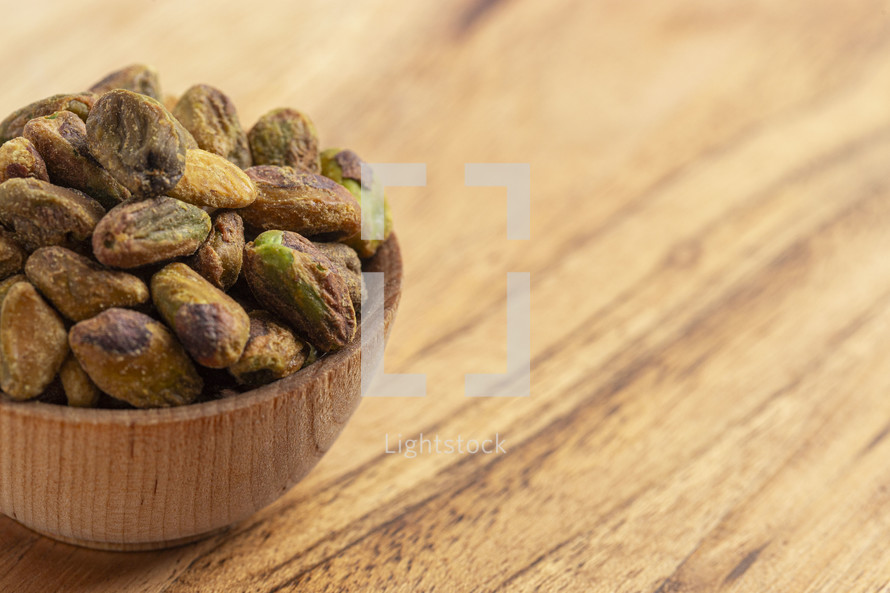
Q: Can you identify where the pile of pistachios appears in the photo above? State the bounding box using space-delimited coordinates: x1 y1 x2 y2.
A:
0 64 391 409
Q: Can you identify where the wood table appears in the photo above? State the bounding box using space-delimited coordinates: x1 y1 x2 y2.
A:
3 0 890 590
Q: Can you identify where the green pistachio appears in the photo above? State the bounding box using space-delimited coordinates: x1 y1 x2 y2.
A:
243 230 356 351
92 196 211 268
320 148 392 258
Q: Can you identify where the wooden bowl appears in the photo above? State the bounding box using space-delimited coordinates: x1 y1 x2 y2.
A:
0 235 402 551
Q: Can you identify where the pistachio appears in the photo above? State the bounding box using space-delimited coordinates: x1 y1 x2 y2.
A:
188 210 244 290
320 148 393 258
59 354 100 408
0 231 26 280
92 196 211 268
88 64 162 100
69 308 203 408
0 177 105 252
248 108 319 173
85 89 192 198
151 262 250 368
228 310 308 386
243 230 356 351
0 137 49 183
0 274 25 306
25 246 149 321
241 165 360 240
168 149 257 209
0 92 96 144
313 241 364 313
24 110 130 208
0 67 389 407
173 84 251 169
0 281 68 400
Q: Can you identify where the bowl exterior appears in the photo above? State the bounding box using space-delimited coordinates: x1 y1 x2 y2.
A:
0 236 401 550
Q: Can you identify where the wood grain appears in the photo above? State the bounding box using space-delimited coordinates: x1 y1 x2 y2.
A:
2 0 890 590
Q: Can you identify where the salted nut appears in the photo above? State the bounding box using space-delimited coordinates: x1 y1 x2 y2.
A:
0 64 392 408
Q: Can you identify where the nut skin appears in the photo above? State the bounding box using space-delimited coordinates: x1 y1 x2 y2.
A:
241 166 360 240
69 308 203 408
173 84 251 169
228 310 308 386
0 177 106 252
313 241 364 314
88 64 162 100
0 281 68 400
0 92 97 144
24 110 131 209
151 263 250 368
85 89 193 198
59 354 100 408
187 210 244 291
0 137 49 183
92 196 211 268
0 274 24 306
320 148 393 258
248 108 319 173
24 246 150 321
168 149 257 209
243 230 356 352
0 231 26 280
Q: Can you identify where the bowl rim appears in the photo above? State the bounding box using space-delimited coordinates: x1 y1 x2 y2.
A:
0 234 402 426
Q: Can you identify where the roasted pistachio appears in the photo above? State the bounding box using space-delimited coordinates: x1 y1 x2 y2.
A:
0 178 105 252
151 262 250 368
69 308 203 408
0 231 26 280
0 137 49 183
0 92 96 143
228 310 308 386
92 196 211 268
173 84 251 168
168 149 257 209
0 274 25 305
86 89 193 198
241 166 360 239
243 230 356 351
0 282 68 400
59 354 100 408
24 110 130 208
0 66 390 407
313 241 364 313
188 210 244 290
320 148 392 258
248 108 319 172
25 246 149 321
88 64 162 100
